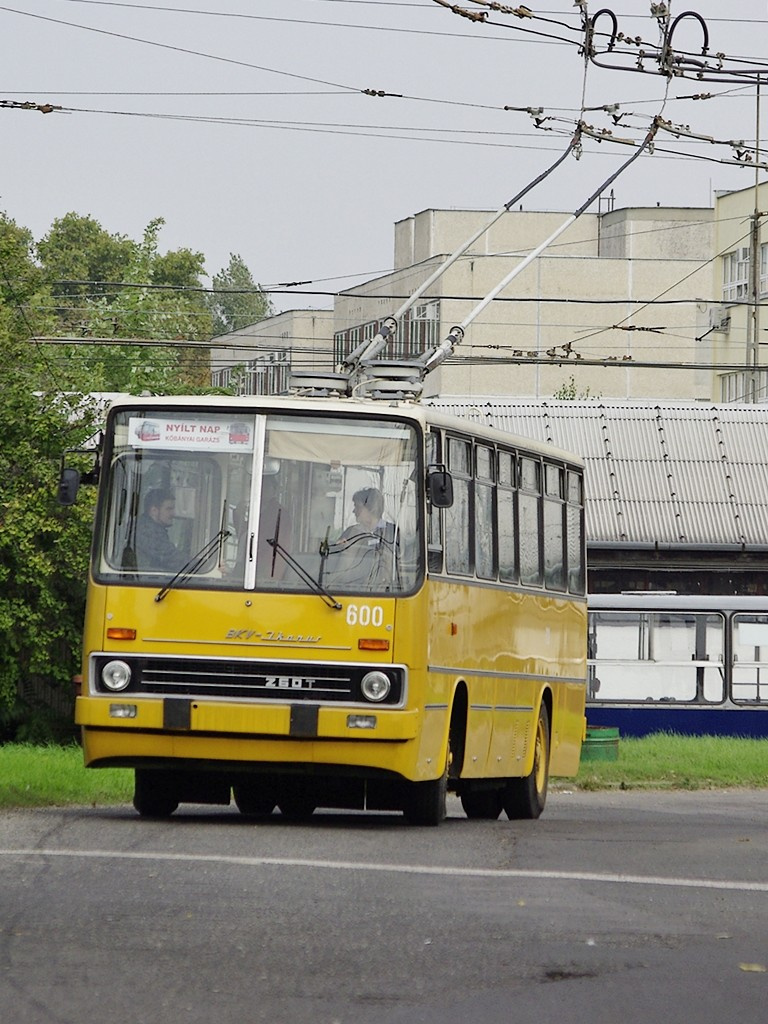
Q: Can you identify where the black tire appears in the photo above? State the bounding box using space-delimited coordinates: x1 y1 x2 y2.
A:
232 784 276 818
502 702 550 820
403 745 449 826
276 780 316 822
133 769 179 818
460 787 503 820
277 796 316 822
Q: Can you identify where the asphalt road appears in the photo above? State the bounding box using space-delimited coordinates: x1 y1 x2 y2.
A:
1 790 766 1024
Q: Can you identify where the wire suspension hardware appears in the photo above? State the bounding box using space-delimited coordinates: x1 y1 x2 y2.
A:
582 4 764 86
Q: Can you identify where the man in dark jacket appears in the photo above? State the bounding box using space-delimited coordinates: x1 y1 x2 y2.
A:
134 488 186 572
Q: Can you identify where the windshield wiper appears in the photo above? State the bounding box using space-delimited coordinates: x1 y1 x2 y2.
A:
154 529 231 603
266 536 342 610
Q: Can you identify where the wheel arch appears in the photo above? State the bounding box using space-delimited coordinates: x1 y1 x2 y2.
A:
447 679 469 783
521 686 553 777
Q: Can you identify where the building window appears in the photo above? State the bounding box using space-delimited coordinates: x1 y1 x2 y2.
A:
334 320 380 365
399 301 441 359
722 248 750 303
720 369 768 404
333 300 441 365
213 351 290 396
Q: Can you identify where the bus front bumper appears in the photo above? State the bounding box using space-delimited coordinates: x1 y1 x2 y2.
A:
76 695 422 773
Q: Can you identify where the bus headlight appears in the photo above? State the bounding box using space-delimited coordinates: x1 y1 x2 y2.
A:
101 660 132 692
360 671 391 703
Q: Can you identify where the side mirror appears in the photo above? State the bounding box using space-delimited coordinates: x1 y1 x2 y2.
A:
427 466 453 508
57 467 81 506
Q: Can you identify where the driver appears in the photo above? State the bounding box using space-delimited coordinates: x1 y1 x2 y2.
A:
134 488 186 571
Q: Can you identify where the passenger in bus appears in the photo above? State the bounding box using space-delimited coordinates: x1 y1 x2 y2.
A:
134 488 186 572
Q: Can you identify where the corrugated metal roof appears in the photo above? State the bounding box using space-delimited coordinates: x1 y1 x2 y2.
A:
426 399 768 549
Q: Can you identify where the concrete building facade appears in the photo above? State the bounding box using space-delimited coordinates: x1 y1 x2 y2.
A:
210 308 334 395
332 205 715 400
210 186 768 405
709 181 768 405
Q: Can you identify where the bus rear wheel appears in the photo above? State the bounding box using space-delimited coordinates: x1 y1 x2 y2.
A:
460 787 503 820
275 780 316 822
277 797 316 822
502 702 550 820
133 769 179 818
232 784 276 818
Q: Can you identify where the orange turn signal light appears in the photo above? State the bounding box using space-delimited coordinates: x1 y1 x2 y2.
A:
358 638 390 651
107 627 137 641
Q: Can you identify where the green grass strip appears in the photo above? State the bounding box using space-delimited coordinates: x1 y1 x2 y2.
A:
573 732 768 791
0 734 766 808
0 743 132 808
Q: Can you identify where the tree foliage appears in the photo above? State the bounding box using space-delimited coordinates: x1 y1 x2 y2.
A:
209 253 273 336
0 216 99 734
37 212 134 309
41 217 215 393
0 209 268 737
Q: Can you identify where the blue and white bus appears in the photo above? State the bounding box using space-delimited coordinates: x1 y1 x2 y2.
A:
587 593 768 737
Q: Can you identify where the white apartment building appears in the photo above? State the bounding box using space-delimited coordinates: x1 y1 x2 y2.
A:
210 307 335 395
333 205 714 401
210 188 768 404
711 181 768 405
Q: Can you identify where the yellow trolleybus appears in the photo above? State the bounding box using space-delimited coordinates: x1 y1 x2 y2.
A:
64 394 587 824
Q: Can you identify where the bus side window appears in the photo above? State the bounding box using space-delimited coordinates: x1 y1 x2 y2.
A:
567 470 585 595
518 456 542 587
445 436 472 576
543 462 566 591
497 449 517 584
427 430 443 573
475 444 495 580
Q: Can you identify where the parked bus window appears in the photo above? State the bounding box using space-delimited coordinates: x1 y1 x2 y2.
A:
732 614 768 702
589 610 725 702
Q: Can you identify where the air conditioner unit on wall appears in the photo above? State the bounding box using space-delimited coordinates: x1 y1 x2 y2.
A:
709 307 731 332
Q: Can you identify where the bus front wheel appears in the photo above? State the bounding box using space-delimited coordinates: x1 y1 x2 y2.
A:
133 769 179 818
502 702 550 820
402 745 450 826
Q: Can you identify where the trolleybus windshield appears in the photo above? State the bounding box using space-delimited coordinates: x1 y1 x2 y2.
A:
94 409 422 596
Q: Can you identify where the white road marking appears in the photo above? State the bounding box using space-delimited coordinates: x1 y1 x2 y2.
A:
0 847 766 892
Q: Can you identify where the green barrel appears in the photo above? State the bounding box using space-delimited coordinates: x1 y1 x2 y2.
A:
581 725 620 762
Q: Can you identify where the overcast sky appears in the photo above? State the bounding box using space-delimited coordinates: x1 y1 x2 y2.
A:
3 0 768 313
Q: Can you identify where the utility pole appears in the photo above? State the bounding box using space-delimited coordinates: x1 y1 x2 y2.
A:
746 76 763 403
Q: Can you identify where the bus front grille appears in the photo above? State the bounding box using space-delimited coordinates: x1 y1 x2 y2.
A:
92 655 404 705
